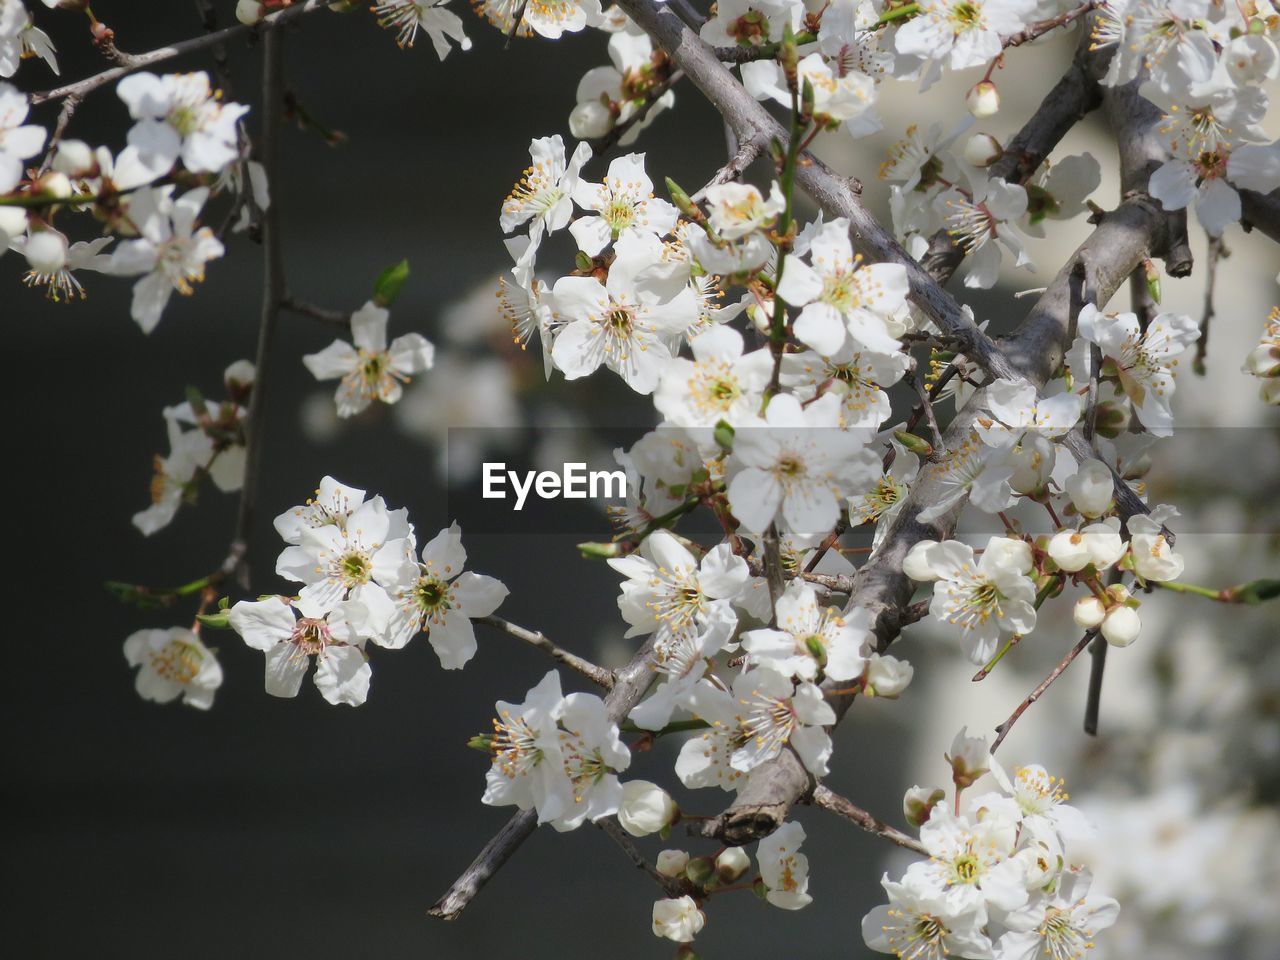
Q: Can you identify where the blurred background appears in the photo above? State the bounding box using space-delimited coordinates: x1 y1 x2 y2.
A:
7 3 1280 957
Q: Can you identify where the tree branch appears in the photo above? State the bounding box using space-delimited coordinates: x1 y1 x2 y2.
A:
27 0 327 107
598 817 689 897
475 614 615 689
223 27 287 589
807 786 928 856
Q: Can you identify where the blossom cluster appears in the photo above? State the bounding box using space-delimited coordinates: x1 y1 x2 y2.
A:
863 729 1119 960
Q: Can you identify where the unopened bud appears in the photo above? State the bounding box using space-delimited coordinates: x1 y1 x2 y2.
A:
715 847 751 883
1244 343 1280 378
864 653 913 698
1073 595 1106 629
618 780 678 837
903 785 946 827
963 132 1003 167
1144 259 1161 303
684 856 715 886
236 0 265 23
893 430 933 458
578 540 623 559
1101 605 1141 647
1093 400 1131 439
666 177 703 222
966 81 1000 118
656 849 690 877
569 99 614 140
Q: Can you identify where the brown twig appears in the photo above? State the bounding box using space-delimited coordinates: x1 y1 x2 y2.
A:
597 818 689 896
475 615 615 689
808 786 929 856
991 629 1098 753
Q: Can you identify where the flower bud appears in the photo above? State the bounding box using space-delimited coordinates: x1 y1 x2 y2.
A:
1244 343 1280 378
715 847 751 883
656 849 690 877
965 81 1000 118
1073 595 1106 629
946 727 990 790
903 785 945 827
236 0 265 23
577 540 623 559
1048 529 1092 573
1262 378 1280 405
893 430 933 458
1101 605 1141 647
618 780 678 837
224 359 257 392
684 857 715 886
1093 400 1131 440
652 896 705 943
1065 458 1113 518
569 99 614 140
963 132 1003 167
864 653 913 698
24 230 68 274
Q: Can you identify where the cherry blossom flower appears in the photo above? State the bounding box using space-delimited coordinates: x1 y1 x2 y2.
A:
740 580 872 682
904 806 1029 919
652 896 705 942
568 152 678 256
273 476 372 544
550 235 696 393
228 595 375 706
699 0 803 48
940 177 1032 289
124 627 223 710
905 536 1037 664
785 345 910 430
744 52 879 136
500 134 590 244
608 529 747 639
1077 304 1199 437
12 233 111 301
303 301 435 418
776 217 909 355
997 869 1118 960
107 186 224 332
862 876 993 960
727 392 880 535
372 0 472 59
274 493 411 628
758 821 813 910
894 0 1034 72
653 324 773 430
116 71 248 182
385 521 509 667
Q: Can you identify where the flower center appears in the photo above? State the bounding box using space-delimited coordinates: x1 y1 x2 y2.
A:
149 639 204 684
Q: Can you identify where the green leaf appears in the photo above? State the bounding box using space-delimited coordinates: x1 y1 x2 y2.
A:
1232 579 1280 604
372 259 410 308
196 612 231 629
714 419 735 452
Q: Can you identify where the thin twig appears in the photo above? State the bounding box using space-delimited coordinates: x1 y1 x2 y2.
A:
808 786 929 856
222 26 286 589
280 295 350 328
1194 235 1227 376
905 363 945 457
691 136 764 202
991 629 1098 753
597 818 688 897
1083 634 1107 735
475 615 615 689
28 0 327 107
